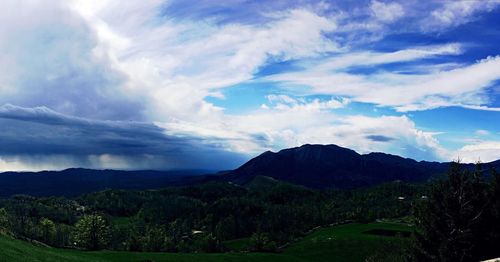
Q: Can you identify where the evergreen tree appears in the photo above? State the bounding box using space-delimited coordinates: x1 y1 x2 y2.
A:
413 163 494 262
489 168 500 251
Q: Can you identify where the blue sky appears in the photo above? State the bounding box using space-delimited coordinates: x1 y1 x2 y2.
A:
0 0 499 171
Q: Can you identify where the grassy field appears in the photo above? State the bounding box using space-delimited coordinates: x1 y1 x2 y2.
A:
284 222 412 261
224 237 252 252
0 222 412 262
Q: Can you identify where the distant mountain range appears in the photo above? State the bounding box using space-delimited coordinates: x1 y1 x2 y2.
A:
0 144 498 197
0 169 212 197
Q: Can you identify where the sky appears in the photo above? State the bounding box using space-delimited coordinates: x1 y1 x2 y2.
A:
0 0 499 171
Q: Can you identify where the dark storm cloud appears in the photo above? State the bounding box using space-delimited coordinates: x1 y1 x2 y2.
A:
0 104 246 170
365 135 395 142
0 1 144 121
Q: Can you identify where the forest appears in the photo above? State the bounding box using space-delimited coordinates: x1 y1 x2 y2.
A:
1 163 500 261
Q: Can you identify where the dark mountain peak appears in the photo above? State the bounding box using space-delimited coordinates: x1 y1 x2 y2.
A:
259 150 275 156
227 144 500 189
238 144 360 173
276 144 359 163
229 144 364 187
281 143 357 153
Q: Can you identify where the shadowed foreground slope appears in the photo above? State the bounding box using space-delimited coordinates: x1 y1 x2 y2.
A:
0 222 410 262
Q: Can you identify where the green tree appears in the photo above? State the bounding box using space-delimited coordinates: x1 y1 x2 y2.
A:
489 168 500 253
0 208 10 231
39 218 56 245
73 214 109 250
413 163 493 262
55 224 72 248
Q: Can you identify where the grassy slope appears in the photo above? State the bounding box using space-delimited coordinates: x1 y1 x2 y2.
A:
0 236 300 262
224 238 252 252
0 222 411 262
285 222 412 262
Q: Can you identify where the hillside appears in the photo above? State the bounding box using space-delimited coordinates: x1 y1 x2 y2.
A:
224 144 498 189
0 222 411 262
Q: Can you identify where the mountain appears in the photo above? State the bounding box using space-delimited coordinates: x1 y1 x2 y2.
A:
0 168 213 197
224 144 499 189
1 144 498 197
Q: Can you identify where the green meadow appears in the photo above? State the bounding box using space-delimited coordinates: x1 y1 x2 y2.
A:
0 222 411 262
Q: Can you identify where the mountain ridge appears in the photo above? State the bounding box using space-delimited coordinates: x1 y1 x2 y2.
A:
223 144 498 189
0 144 498 196
0 169 212 197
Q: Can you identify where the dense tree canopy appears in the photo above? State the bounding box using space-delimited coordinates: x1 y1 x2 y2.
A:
0 178 425 252
414 163 500 262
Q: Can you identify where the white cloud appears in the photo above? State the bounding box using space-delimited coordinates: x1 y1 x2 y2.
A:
68 2 341 124
299 43 461 72
423 1 500 31
0 1 340 124
370 0 404 23
264 95 349 111
267 48 500 112
475 130 491 136
455 141 500 163
159 99 450 162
